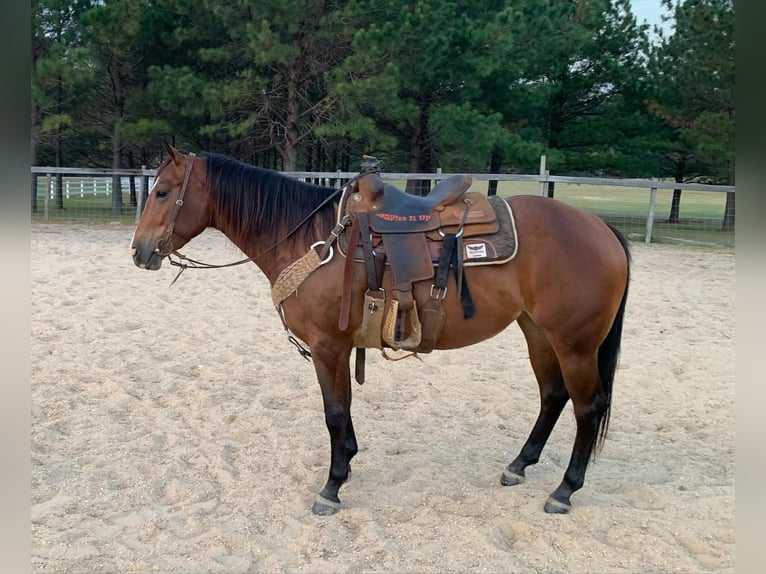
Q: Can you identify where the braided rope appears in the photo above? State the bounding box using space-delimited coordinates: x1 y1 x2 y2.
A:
271 248 322 305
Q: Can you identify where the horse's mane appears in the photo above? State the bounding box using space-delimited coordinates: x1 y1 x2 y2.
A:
200 152 339 247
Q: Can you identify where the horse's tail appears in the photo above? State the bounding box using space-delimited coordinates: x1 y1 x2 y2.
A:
594 225 631 455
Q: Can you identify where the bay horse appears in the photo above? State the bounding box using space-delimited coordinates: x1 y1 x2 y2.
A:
130 145 630 515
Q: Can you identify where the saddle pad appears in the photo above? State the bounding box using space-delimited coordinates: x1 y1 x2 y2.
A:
338 195 518 267
460 195 518 266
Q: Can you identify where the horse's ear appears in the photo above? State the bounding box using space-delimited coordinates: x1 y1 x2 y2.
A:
163 142 182 166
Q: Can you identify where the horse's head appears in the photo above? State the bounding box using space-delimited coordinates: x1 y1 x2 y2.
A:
131 143 210 270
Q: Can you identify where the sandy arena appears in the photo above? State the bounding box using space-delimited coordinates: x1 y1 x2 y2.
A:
31 222 734 573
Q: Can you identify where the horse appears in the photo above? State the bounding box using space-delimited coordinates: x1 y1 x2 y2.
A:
130 144 630 516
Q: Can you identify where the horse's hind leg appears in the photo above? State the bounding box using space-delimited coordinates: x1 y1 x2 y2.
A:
543 349 606 514
502 313 569 486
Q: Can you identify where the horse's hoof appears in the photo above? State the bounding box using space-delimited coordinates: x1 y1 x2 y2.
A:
543 496 572 514
311 494 342 516
500 468 525 486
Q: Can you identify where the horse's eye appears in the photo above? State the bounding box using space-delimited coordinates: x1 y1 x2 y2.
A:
155 190 169 199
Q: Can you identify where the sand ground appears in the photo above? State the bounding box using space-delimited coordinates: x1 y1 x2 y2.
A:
31 223 735 573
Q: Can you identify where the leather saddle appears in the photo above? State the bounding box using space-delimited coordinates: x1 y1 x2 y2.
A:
337 168 500 353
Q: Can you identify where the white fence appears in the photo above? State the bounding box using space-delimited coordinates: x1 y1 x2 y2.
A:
31 158 735 247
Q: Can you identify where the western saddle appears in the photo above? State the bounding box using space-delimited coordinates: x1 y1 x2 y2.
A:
336 157 499 361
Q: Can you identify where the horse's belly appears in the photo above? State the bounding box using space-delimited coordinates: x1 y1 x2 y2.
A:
411 269 522 350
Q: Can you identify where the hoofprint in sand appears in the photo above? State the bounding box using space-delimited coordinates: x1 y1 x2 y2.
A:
32 223 734 573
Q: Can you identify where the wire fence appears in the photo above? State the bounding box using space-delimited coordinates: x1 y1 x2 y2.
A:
31 162 735 248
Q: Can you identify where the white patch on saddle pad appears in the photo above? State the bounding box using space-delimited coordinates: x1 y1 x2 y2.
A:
465 243 488 259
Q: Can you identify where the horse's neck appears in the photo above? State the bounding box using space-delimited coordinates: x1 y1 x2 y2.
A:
208 178 335 285
215 222 305 286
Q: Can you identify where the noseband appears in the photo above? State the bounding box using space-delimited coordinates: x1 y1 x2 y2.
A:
155 152 196 257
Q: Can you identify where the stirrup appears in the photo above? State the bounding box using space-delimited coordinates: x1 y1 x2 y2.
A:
381 299 422 351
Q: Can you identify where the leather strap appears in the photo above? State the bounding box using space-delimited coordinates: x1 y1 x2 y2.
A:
157 152 196 256
354 348 366 385
338 219 361 331
434 233 457 292
357 212 379 291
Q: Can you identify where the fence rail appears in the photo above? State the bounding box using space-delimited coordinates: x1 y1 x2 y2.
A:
31 157 735 247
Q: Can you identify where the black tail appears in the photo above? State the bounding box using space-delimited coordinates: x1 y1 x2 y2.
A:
594 225 631 454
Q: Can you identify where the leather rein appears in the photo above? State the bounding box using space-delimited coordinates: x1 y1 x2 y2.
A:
155 153 366 286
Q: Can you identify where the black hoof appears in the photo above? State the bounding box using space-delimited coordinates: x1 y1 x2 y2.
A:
500 468 525 486
311 494 341 516
543 496 572 514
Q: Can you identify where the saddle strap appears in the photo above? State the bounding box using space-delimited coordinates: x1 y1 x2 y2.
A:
338 219 361 332
434 233 457 292
456 235 475 319
355 348 366 385
357 212 379 291
433 234 475 319
418 233 457 354
352 213 381 385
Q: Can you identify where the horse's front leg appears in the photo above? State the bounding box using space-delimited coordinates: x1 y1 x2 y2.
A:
310 341 357 515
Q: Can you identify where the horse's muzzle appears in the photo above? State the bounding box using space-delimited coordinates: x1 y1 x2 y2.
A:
131 242 163 270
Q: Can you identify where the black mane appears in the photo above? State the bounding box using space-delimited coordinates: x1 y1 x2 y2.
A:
201 152 339 246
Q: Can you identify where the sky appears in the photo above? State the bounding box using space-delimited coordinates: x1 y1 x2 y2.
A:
630 0 673 34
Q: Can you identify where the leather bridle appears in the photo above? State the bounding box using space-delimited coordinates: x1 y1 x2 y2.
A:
155 152 197 257
150 152 373 287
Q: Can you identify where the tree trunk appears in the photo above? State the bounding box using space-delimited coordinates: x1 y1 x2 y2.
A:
111 121 123 215
129 176 137 207
31 98 39 213
31 174 38 213
341 138 351 172
282 141 298 172
487 148 502 196
281 55 302 172
721 192 735 231
668 158 686 223
547 181 555 199
55 176 64 210
128 150 137 207
405 103 431 196
54 24 64 210
306 143 316 183
721 157 735 231
668 189 682 223
55 135 64 210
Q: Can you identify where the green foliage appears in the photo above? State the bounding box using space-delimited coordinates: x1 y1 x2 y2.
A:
328 0 517 172
29 0 735 186
429 104 506 172
32 0 98 165
647 0 735 183
119 118 174 145
494 0 653 175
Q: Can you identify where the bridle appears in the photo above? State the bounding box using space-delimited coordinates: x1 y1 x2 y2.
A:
155 152 197 258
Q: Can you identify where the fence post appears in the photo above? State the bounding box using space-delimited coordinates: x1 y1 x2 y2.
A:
538 155 548 196
44 173 51 222
645 186 658 243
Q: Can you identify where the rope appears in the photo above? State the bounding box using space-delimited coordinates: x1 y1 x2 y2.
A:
271 248 322 305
